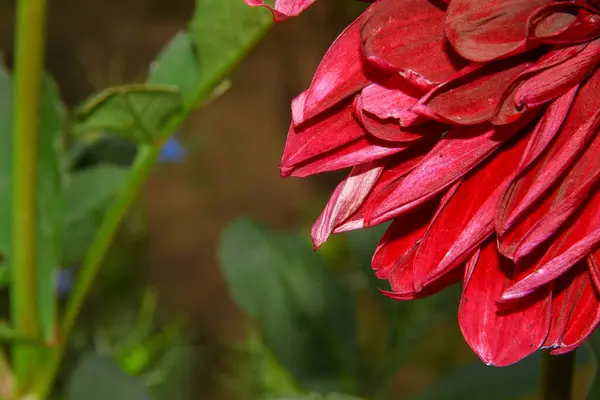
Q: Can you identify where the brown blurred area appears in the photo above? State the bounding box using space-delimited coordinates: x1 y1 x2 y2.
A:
0 0 364 398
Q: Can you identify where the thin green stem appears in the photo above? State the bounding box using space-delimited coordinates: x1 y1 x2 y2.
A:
540 351 576 400
34 17 272 398
11 0 48 388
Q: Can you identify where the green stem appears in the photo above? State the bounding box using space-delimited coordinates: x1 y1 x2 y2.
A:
34 144 158 398
11 0 48 388
34 17 272 398
540 351 576 400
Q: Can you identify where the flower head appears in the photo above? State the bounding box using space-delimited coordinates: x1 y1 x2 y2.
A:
251 0 600 366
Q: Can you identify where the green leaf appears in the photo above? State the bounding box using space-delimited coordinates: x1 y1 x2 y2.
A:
62 165 129 265
37 76 66 340
148 32 199 102
190 0 272 96
67 353 151 400
219 219 357 393
72 84 184 143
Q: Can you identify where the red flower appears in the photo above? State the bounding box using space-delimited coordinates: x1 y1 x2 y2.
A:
247 0 600 366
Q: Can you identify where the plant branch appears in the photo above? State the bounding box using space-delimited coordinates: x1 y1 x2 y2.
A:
540 351 576 400
11 0 48 388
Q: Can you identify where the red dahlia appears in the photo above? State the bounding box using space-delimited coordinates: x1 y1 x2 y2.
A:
246 0 600 366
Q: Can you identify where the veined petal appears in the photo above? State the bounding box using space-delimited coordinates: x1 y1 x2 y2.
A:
298 11 372 124
543 264 600 354
529 4 600 44
492 45 584 125
359 81 422 125
366 124 518 225
515 39 600 108
312 162 384 248
414 134 528 290
280 104 366 172
285 135 408 177
588 250 600 293
446 0 552 62
332 146 431 232
244 0 316 20
361 0 465 89
459 241 551 366
496 69 600 233
501 189 600 301
511 133 600 262
419 55 535 125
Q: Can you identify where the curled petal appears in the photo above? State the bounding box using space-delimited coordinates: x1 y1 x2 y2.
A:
244 0 316 20
496 69 600 233
459 241 552 366
312 162 384 248
361 0 465 88
446 0 552 62
529 4 600 44
515 39 600 108
419 55 535 125
359 81 422 125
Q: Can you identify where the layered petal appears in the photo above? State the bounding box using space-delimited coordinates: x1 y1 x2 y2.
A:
361 0 465 89
543 264 600 354
413 133 528 290
366 124 518 225
501 188 600 301
446 0 552 62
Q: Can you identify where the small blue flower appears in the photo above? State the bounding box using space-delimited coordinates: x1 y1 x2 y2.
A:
159 136 187 163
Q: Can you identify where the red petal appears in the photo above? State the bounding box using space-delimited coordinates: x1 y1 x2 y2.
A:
543 264 600 354
359 81 422 126
332 147 431 231
312 162 384 248
491 45 584 125
529 4 600 45
418 55 535 125
588 250 600 293
496 69 600 233
459 241 551 366
244 0 316 20
511 133 600 262
354 96 429 143
361 0 465 89
366 124 518 225
501 189 600 301
446 0 552 62
414 134 528 290
285 135 407 177
515 39 600 108
298 12 372 124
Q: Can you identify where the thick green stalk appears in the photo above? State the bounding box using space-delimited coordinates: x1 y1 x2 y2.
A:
540 351 576 400
11 0 48 387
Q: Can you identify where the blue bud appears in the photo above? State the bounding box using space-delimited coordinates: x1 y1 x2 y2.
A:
159 136 187 163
